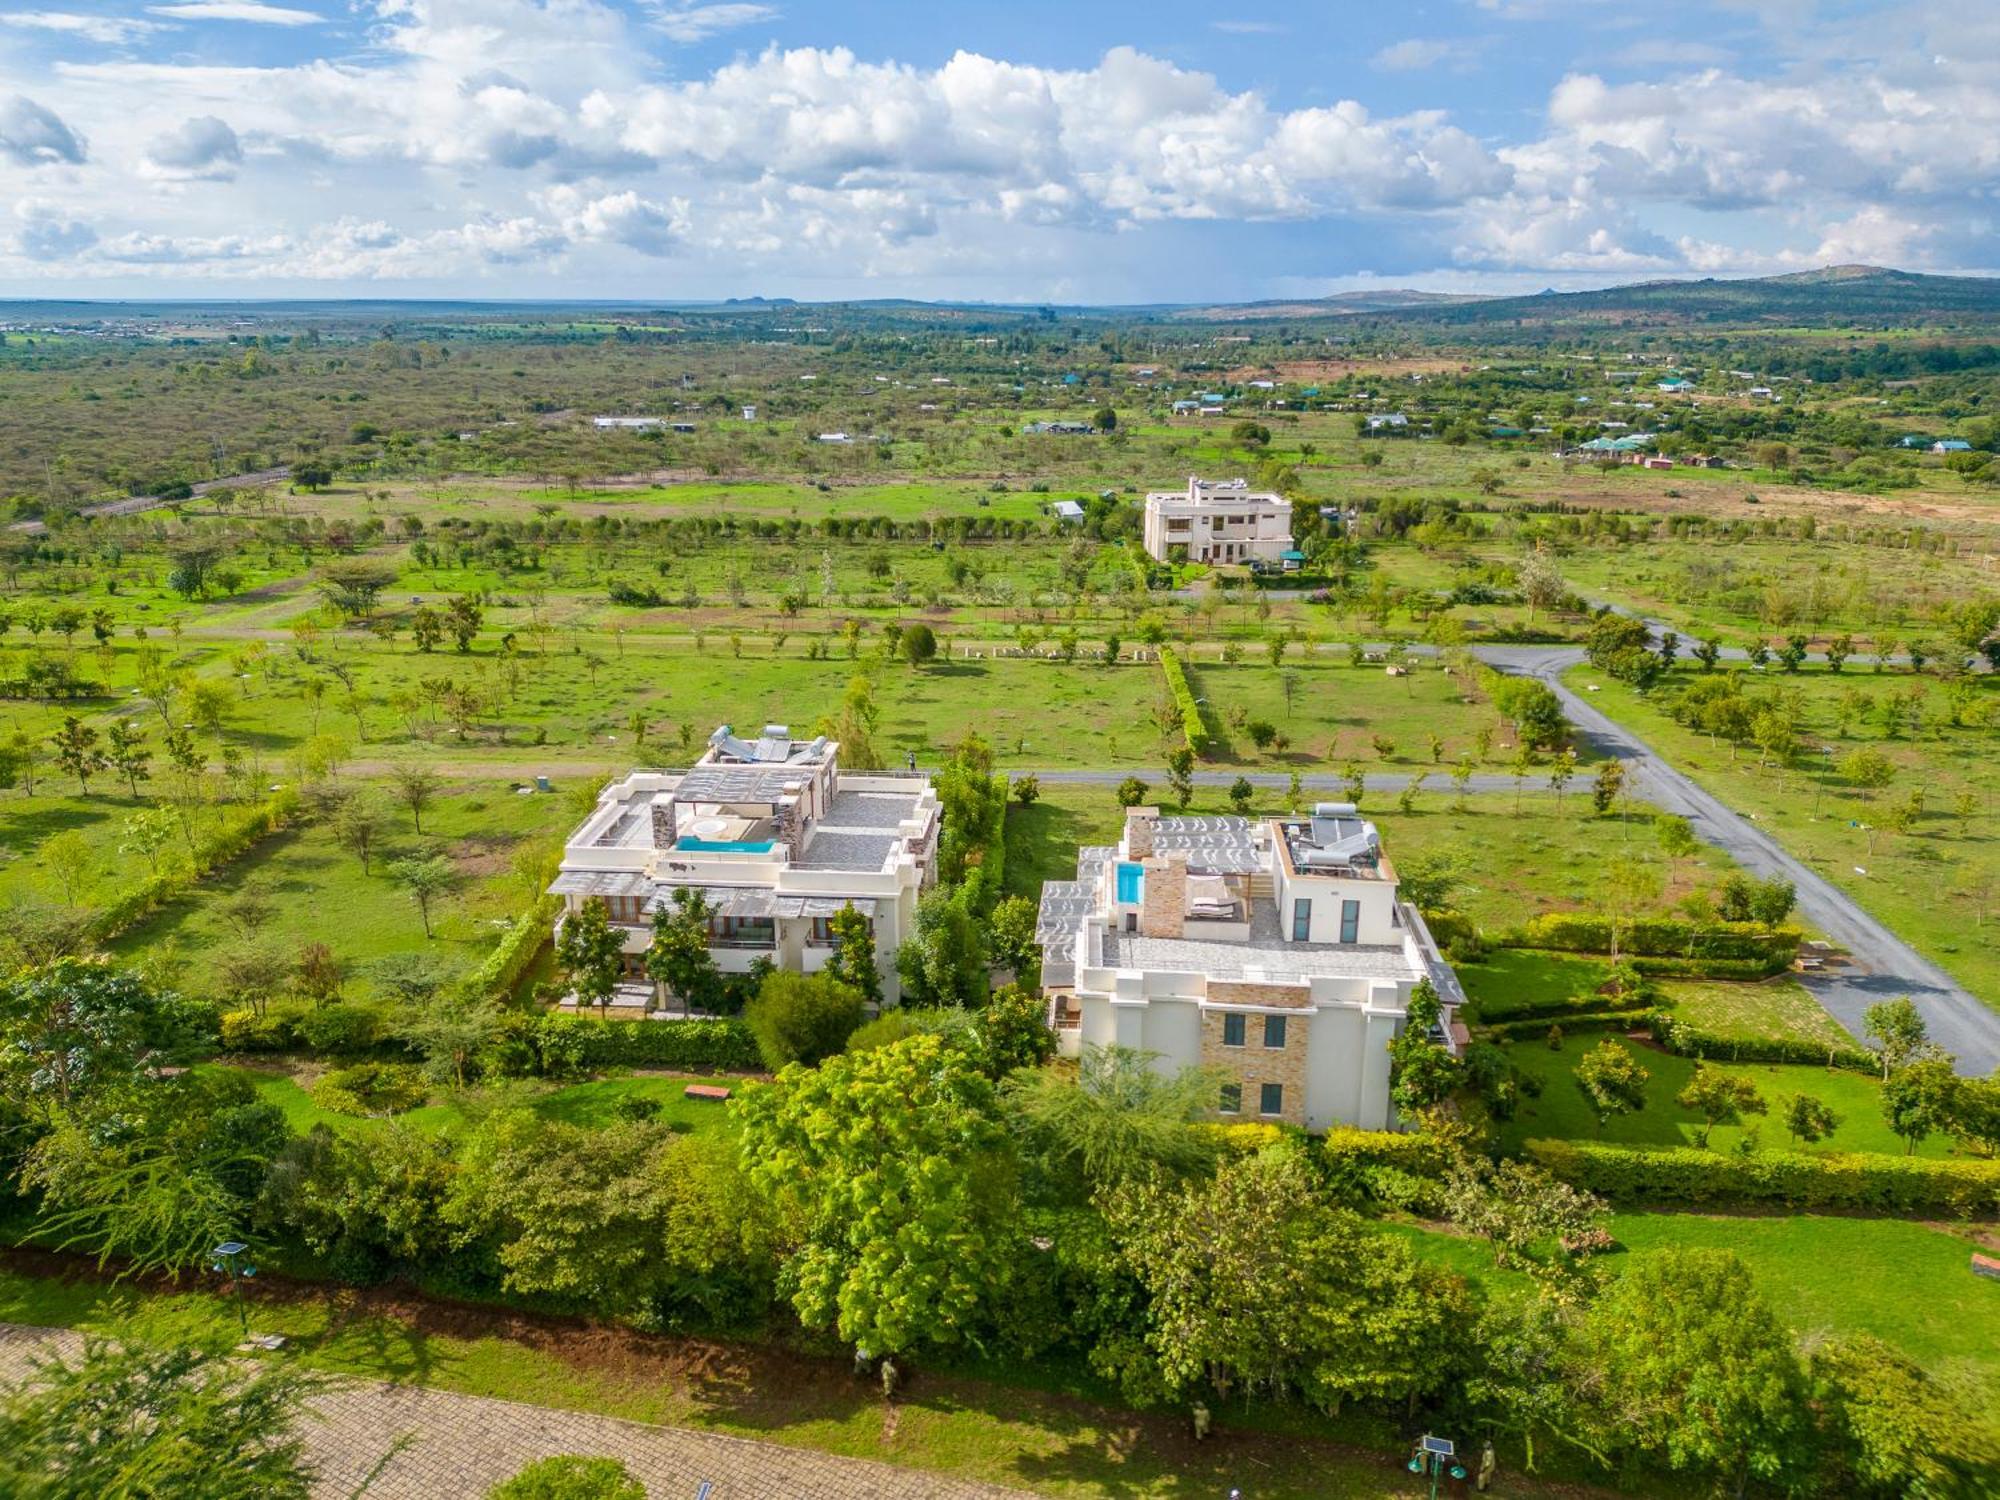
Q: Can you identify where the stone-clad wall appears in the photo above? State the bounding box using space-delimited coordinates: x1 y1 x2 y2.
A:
1198 1005 1310 1126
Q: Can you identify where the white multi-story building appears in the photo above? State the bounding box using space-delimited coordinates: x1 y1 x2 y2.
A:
1141 476 1296 567
550 725 940 1009
1036 806 1463 1131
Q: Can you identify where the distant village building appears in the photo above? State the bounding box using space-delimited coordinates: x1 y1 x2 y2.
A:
593 416 666 431
1023 420 1096 435
1366 413 1409 432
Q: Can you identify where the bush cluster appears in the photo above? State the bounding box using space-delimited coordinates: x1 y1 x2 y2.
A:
530 1014 761 1072
309 1061 428 1117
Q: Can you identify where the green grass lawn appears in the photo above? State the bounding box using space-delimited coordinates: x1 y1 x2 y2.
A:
1495 1038 1947 1157
205 1064 757 1138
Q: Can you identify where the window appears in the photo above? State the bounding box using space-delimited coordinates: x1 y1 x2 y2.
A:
711 916 775 948
1291 898 1311 942
1263 1014 1287 1049
1340 899 1360 944
1222 1013 1246 1047
1219 1083 1242 1114
1259 1082 1283 1116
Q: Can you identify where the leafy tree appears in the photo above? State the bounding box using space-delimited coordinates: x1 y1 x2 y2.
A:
1675 1066 1768 1148
645 888 724 1013
50 716 104 795
261 1121 457 1273
1002 1044 1223 1200
332 794 387 874
1581 1249 1805 1493
558 897 628 1013
0 959 202 1121
899 621 937 668
739 1033 1019 1356
41 829 94 907
1881 1056 1959 1155
821 901 880 1004
389 854 457 939
1810 1333 2000 1499
104 721 151 797
744 970 864 1069
1228 775 1254 814
1396 849 1467 913
487 1455 646 1500
315 559 397 619
970 983 1055 1078
0 1337 319 1500
1440 1154 1607 1272
1589 759 1624 815
1115 775 1149 808
1784 1093 1840 1148
1013 772 1040 808
1105 1147 1472 1411
1654 813 1700 874
445 594 483 652
1386 979 1461 1119
394 999 505 1089
1863 996 1928 1079
895 887 988 1008
984 893 1040 982
1573 1040 1649 1136
409 606 444 653
449 1112 768 1323
389 761 441 832
1165 745 1194 809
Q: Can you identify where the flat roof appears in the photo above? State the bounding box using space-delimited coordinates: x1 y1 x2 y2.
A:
1145 816 1268 874
1100 905 1417 983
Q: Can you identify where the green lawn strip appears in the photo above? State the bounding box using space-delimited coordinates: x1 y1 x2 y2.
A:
0 1259 1567 1500
1495 1039 1949 1158
202 1064 756 1138
1563 662 2000 1005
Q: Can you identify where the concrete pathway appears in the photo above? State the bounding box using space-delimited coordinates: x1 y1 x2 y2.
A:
0 1323 1038 1500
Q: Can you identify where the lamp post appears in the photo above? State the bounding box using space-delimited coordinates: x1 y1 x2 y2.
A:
210 1240 257 1339
1406 1435 1469 1499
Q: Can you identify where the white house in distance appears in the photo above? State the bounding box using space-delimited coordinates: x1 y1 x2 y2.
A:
1141 475 1295 567
550 725 940 1008
593 415 665 431
1036 806 1464 1131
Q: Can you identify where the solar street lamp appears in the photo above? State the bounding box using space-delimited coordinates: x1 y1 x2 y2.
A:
210 1240 257 1338
1406 1435 1468 1498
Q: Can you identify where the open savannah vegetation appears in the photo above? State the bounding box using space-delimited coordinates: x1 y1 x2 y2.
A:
0 293 1995 1498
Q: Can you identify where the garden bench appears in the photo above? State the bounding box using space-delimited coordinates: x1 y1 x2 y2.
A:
684 1084 732 1103
1973 1252 2000 1282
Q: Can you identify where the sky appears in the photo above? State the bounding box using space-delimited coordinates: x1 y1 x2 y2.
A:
0 0 1994 303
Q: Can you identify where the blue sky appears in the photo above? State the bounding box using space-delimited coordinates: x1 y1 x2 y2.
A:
0 0 1992 301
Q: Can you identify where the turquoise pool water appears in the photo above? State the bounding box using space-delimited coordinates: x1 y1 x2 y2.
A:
676 837 779 854
1116 862 1145 903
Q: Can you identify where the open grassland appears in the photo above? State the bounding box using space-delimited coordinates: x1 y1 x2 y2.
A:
1568 662 2000 1005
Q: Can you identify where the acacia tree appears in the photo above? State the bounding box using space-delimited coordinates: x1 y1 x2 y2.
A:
390 854 457 939
1862 996 1927 1080
556 897 627 1013
389 762 441 833
738 1033 1019 1357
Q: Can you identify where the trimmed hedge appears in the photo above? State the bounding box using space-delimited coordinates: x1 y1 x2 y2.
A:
1524 1137 2000 1217
533 1013 761 1072
1477 1012 1641 1043
89 789 301 943
1647 1012 1877 1075
1508 913 1800 969
1158 647 1206 754
1321 1126 1451 1176
461 893 561 1002
1470 987 1655 1026
1628 955 1789 981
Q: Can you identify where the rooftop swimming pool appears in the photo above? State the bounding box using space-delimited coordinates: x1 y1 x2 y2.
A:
1116 861 1145 903
675 837 779 854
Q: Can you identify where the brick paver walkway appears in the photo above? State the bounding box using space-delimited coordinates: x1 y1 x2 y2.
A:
0 1323 1041 1499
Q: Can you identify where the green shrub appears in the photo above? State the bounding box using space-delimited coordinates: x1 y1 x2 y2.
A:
296 1002 387 1055
1158 646 1206 754
532 1014 761 1073
87 790 301 944
461 893 560 1002
743 971 865 1069
1524 1138 2000 1217
1510 914 1800 970
219 1003 304 1052
486 1455 644 1500
1647 1012 1877 1074
309 1061 428 1117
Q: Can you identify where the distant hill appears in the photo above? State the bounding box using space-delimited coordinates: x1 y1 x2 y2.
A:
1172 289 1484 321
1344 266 2000 329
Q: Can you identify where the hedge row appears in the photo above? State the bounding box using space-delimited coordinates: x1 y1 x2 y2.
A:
90 789 301 942
461 893 562 1002
1525 1137 2000 1217
1320 1126 1453 1176
1158 647 1206 754
1628 954 1791 981
1477 1013 1638 1043
1470 987 1656 1025
1647 1013 1878 1075
534 1013 761 1071
1507 913 1801 965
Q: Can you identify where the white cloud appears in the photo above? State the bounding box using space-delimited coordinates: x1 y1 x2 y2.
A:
146 115 245 178
0 96 88 166
1372 39 1474 72
0 13 165 45
1211 20 1287 35
146 1 324 23
646 3 778 43
12 200 97 260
